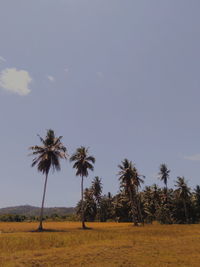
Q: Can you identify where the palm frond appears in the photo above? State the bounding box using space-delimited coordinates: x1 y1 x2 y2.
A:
70 146 95 178
29 129 67 175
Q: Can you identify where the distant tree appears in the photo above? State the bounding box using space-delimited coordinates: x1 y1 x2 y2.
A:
91 176 102 204
112 192 132 222
76 188 97 221
29 129 67 231
99 193 113 222
118 159 139 225
194 185 200 221
91 176 103 220
132 167 145 224
143 184 161 223
175 177 191 223
70 146 95 229
158 164 170 191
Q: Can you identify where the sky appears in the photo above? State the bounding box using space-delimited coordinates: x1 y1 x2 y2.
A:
0 0 200 208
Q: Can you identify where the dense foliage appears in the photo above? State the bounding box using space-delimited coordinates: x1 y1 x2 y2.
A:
76 170 200 224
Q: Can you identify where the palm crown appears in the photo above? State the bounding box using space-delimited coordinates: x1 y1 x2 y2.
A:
70 146 95 177
175 176 191 200
118 159 144 191
30 129 67 175
158 164 170 188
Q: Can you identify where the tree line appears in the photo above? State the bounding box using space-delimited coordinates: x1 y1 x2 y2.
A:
77 173 200 225
30 129 200 231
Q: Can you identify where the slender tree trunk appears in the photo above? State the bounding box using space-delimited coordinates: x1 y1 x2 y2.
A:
38 173 48 231
81 175 86 229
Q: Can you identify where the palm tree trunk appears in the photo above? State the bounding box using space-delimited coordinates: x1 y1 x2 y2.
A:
81 175 86 229
38 173 48 231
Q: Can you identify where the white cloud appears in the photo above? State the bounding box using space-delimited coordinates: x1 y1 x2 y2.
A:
47 75 55 82
0 68 32 96
184 154 200 161
0 56 6 63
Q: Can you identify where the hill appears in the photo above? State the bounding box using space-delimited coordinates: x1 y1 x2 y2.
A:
0 205 75 217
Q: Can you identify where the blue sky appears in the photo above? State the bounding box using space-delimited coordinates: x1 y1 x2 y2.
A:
0 0 200 207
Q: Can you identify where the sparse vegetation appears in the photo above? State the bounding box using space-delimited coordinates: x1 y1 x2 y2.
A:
0 130 197 266
0 222 200 266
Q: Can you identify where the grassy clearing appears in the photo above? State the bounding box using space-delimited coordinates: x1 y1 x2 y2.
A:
0 222 200 267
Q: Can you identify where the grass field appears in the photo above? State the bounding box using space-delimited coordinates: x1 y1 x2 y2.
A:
0 222 200 267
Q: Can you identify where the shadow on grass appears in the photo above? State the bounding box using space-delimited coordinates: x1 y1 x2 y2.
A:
31 229 69 233
77 227 93 230
31 226 93 232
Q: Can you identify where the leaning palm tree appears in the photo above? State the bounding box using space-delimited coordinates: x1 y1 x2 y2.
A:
29 129 67 231
70 147 95 229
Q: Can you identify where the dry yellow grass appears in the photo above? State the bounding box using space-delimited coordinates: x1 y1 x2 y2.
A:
0 222 200 267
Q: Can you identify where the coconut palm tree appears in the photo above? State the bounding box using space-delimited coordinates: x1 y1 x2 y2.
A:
175 176 191 223
91 176 102 204
118 159 139 225
132 167 145 224
158 164 170 191
70 146 95 229
29 129 67 231
76 188 97 222
91 176 103 221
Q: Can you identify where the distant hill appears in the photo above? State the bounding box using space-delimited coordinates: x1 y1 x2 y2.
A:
0 205 75 217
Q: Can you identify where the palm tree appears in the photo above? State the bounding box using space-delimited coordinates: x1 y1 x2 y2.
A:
91 176 102 204
76 188 97 222
70 146 95 229
118 159 138 226
175 176 191 223
132 167 145 224
91 176 103 221
158 164 170 195
29 129 67 231
158 164 170 189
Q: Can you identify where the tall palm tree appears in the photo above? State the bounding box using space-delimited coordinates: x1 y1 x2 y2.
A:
158 164 170 192
70 146 95 229
118 159 139 226
29 129 67 231
175 176 191 223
